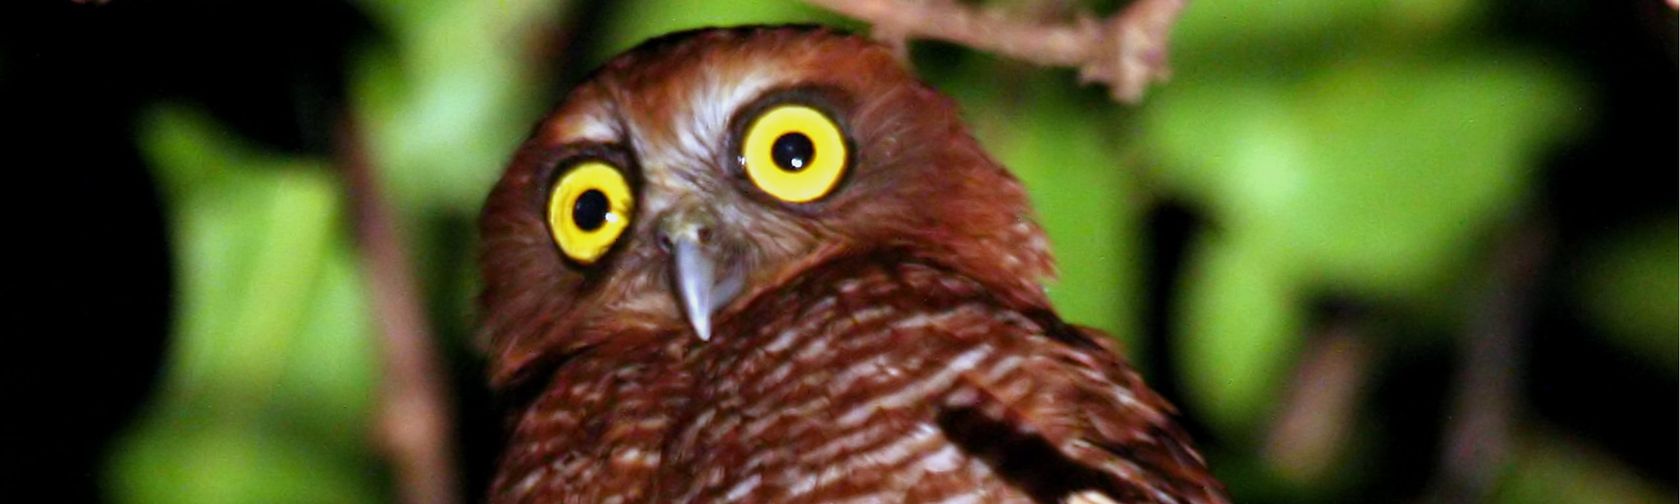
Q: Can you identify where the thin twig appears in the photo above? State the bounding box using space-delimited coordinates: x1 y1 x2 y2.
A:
802 0 1188 103
1263 315 1372 483
336 115 460 504
1428 220 1548 503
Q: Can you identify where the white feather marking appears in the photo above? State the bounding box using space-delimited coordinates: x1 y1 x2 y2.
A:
1065 490 1122 504
834 344 995 427
723 473 762 501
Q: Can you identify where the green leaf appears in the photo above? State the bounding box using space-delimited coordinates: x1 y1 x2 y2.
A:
592 0 852 65
1148 46 1579 438
1172 0 1482 74
1575 220 1679 371
1147 49 1581 300
275 247 378 443
351 0 569 216
112 419 378 504
142 109 346 406
1494 430 1670 504
1175 232 1304 437
110 107 380 503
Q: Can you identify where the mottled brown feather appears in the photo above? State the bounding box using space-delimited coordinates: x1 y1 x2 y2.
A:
479 26 1225 503
490 253 1225 502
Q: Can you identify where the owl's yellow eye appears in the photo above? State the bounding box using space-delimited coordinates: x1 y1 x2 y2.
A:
547 161 634 264
740 104 848 203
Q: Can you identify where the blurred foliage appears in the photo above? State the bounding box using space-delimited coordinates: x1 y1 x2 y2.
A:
104 0 1671 502
1574 219 1680 372
591 0 853 60
1147 7 1582 437
111 108 380 502
352 0 562 217
1494 430 1670 504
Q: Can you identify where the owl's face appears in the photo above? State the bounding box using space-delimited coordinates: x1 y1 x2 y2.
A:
480 27 1054 386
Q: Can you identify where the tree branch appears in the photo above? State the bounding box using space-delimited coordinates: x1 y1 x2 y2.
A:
1263 314 1372 483
336 115 460 504
1428 220 1549 503
803 0 1188 103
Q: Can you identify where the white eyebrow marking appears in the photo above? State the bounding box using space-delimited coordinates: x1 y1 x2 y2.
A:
563 115 618 144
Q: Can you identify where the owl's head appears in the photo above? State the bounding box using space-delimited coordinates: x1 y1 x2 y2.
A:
479 26 1053 387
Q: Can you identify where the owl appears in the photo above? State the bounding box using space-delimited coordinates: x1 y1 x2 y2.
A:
477 26 1227 503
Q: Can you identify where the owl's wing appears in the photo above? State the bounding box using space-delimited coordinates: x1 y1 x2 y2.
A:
936 320 1229 504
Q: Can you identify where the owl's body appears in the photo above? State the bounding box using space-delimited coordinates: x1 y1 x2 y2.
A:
480 27 1224 503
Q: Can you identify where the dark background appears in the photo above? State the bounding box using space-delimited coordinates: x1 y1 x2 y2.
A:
6 0 1675 502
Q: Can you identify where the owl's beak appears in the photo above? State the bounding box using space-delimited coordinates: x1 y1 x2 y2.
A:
664 213 743 341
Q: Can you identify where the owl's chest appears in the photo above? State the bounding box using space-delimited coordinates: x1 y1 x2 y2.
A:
510 321 1033 503
639 295 1046 502
497 350 696 502
498 263 1055 502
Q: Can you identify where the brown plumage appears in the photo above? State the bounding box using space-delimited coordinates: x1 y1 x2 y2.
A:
478 26 1226 503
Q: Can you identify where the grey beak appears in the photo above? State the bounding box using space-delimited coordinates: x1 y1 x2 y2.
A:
664 214 743 341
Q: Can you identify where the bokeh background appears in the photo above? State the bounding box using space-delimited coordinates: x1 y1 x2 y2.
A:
8 0 1675 502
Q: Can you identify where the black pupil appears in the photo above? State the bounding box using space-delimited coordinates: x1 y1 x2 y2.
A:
771 132 815 172
571 189 609 231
